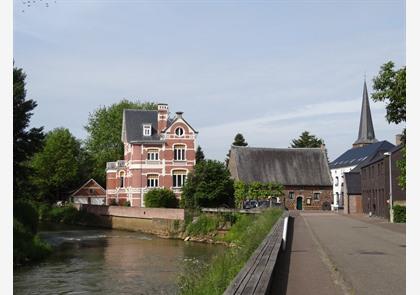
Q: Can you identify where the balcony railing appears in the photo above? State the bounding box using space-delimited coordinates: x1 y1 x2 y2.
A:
106 160 125 170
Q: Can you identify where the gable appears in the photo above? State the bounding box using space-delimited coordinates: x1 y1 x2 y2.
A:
72 179 106 197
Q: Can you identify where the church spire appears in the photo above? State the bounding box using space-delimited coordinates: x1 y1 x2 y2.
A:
352 80 378 148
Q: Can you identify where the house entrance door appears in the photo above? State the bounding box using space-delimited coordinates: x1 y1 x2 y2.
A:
297 197 303 210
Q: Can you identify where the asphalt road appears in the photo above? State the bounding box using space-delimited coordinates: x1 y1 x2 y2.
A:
301 212 406 295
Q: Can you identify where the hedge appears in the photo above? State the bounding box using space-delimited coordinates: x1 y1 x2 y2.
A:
393 205 406 223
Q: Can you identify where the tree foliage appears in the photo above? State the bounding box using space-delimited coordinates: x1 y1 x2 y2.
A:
84 100 157 184
182 160 234 208
31 128 88 203
397 147 406 190
372 61 406 189
290 131 324 148
232 133 248 146
13 66 44 199
234 181 283 208
144 188 178 208
371 61 406 126
195 145 205 164
226 133 248 166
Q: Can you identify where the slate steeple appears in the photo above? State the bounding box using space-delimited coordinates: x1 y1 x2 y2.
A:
352 80 378 148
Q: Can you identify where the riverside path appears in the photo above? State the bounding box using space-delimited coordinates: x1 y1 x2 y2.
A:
270 211 405 295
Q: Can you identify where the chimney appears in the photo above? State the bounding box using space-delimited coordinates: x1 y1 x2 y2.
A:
176 111 183 119
157 103 168 133
395 134 402 146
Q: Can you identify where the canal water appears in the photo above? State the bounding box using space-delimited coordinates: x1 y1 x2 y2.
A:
14 224 223 294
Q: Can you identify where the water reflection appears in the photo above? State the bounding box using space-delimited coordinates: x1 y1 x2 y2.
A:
14 224 223 295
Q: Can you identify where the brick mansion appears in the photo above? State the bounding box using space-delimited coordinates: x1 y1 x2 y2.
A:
105 103 198 207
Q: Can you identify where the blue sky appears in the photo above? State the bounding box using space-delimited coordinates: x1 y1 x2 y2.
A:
13 0 406 161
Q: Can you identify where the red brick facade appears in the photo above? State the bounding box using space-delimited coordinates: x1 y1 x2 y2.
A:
282 185 333 210
106 105 197 207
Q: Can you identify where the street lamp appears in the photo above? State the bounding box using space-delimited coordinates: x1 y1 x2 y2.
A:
384 152 393 223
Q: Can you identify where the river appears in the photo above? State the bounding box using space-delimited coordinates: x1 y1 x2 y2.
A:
13 224 223 294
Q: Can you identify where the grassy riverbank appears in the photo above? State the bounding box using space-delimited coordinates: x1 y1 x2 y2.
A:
178 208 283 295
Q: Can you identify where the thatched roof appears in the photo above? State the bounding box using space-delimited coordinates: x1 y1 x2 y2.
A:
229 146 332 186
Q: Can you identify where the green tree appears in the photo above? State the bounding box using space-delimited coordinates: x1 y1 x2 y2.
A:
84 100 156 184
13 66 44 199
290 131 324 148
371 61 406 126
144 188 178 208
31 128 87 203
195 145 205 164
182 160 234 208
371 61 406 189
226 133 248 166
233 180 248 208
232 133 248 146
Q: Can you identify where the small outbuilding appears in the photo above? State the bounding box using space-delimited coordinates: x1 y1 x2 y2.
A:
70 179 106 205
228 146 333 210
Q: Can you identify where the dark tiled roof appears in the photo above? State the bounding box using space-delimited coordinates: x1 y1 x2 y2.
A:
359 143 404 168
329 141 395 169
344 172 361 195
353 81 378 146
229 146 332 186
122 109 162 143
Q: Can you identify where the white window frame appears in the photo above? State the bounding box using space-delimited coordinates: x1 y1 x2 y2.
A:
147 175 159 188
314 192 320 200
175 127 184 137
147 149 159 161
172 170 187 188
119 171 125 188
174 144 186 161
143 124 152 136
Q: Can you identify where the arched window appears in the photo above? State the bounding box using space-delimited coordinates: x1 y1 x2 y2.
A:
119 171 125 188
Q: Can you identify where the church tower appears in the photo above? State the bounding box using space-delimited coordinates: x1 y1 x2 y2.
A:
352 80 378 148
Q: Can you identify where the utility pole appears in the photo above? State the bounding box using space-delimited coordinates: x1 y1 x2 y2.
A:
384 152 393 223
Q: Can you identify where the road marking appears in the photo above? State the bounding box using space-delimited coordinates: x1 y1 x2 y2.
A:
302 215 355 295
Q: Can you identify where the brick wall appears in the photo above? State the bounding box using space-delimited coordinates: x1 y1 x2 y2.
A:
80 204 185 220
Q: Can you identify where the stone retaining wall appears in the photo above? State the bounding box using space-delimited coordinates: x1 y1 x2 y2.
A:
75 204 185 237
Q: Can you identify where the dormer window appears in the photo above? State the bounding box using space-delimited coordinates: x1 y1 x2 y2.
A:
143 124 151 136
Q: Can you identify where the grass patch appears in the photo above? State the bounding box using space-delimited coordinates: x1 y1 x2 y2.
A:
186 214 221 236
178 208 282 295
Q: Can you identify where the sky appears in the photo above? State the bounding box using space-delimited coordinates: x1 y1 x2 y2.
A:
13 0 406 161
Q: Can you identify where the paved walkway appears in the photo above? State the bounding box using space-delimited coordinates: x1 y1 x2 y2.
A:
271 211 406 295
270 212 342 295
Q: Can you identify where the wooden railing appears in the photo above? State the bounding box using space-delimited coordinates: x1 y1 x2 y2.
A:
224 212 289 295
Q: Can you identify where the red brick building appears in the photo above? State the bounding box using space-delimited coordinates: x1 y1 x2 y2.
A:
106 104 198 207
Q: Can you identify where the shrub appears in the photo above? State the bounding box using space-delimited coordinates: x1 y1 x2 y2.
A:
13 199 39 235
123 200 131 207
393 205 406 223
13 218 51 265
182 160 234 209
109 199 117 206
145 188 178 208
186 215 221 236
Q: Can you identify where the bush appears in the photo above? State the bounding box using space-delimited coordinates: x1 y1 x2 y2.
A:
123 200 131 207
145 188 178 208
14 199 39 235
109 199 117 206
393 205 406 223
42 205 100 225
182 160 234 209
13 218 52 265
186 215 221 236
